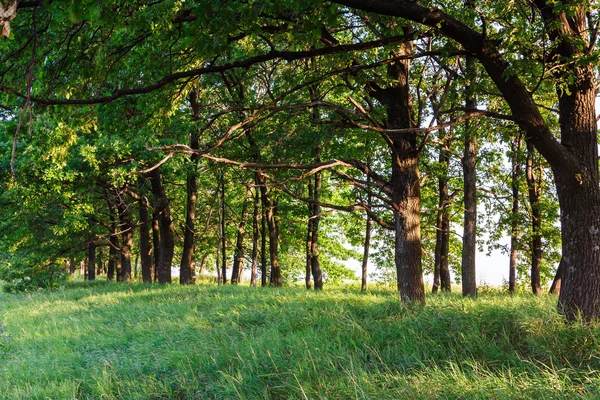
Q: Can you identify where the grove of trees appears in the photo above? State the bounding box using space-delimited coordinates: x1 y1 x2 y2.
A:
0 0 597 319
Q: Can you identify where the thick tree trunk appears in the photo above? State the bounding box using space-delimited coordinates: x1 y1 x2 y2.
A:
508 137 522 294
461 24 478 297
87 238 96 281
250 185 260 287
150 168 174 284
368 40 424 303
180 92 201 285
231 192 249 284
526 141 543 295
138 190 153 283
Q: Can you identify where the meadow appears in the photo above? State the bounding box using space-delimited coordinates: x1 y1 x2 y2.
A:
1 280 600 399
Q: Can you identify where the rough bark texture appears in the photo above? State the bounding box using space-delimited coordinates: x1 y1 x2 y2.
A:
461 4 478 297
508 137 522 294
180 91 201 285
368 38 425 303
150 168 174 284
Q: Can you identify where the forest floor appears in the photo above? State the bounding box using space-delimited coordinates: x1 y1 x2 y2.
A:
1 280 599 399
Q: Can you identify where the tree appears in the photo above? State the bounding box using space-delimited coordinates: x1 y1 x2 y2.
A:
332 0 599 319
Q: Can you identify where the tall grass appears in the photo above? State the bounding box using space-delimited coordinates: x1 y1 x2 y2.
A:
1 281 599 399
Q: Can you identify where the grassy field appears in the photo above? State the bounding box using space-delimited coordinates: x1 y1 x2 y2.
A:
1 281 600 399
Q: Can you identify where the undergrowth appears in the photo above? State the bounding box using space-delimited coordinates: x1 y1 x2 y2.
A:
1 281 599 399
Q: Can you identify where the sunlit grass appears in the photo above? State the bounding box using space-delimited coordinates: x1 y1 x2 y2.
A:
1 281 599 399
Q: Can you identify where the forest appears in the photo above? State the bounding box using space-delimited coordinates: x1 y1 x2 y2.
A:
0 0 598 316
3 1 600 398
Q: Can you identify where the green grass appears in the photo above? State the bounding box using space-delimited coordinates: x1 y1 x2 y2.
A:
1 281 600 399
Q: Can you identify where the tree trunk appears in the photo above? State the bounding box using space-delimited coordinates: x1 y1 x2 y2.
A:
180 91 201 285
361 210 372 292
305 215 313 290
461 10 478 297
550 258 563 295
231 191 249 284
220 170 227 284
116 195 133 282
369 38 424 303
260 189 268 287
96 247 103 276
152 210 160 283
150 168 174 284
69 257 75 275
199 252 209 275
526 141 543 295
250 184 260 287
138 187 153 283
433 132 452 293
309 168 323 290
87 238 96 281
508 137 522 294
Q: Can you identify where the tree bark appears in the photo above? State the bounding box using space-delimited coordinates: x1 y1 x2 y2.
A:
138 183 153 283
231 190 250 284
96 247 103 276
550 258 563 295
361 210 372 292
461 1 478 297
508 137 522 294
199 252 209 275
152 210 160 282
180 91 201 285
69 257 75 275
433 132 452 293
150 168 174 284
250 185 260 287
260 188 268 287
368 38 425 303
219 169 227 284
87 238 96 281
116 193 133 282
526 140 543 295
